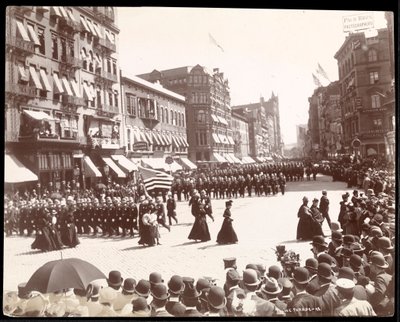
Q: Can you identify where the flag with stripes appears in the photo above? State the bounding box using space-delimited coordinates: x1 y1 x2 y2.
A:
316 63 331 82
312 73 322 87
138 166 173 191
209 33 224 52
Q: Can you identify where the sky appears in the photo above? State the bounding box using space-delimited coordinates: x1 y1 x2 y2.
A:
116 8 388 144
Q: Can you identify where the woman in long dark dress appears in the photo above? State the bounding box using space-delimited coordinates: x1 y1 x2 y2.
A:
138 211 157 246
310 198 324 237
296 196 314 241
217 200 238 244
60 205 80 248
31 210 54 252
188 195 213 242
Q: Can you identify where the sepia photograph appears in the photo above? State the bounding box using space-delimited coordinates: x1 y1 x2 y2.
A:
4 5 396 318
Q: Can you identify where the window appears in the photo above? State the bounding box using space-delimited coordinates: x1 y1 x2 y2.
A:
127 129 131 151
37 27 45 55
68 40 74 58
112 61 117 75
114 92 119 107
177 113 181 127
369 71 379 84
60 37 67 62
373 119 382 128
51 34 58 59
368 49 377 62
174 111 177 126
126 94 136 116
371 95 381 108
160 106 164 123
165 108 169 123
88 51 94 72
196 110 206 123
96 88 102 107
182 113 185 127
170 110 174 124
196 152 202 161
108 91 113 106
107 59 112 73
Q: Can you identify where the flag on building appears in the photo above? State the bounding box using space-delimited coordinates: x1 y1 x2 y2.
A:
352 39 361 50
138 166 173 191
312 73 322 87
209 32 224 52
316 63 331 82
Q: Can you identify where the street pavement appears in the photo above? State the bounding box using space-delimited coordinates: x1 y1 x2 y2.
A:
3 174 354 292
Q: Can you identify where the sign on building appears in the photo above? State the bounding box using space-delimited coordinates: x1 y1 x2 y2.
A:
132 141 148 151
343 13 374 33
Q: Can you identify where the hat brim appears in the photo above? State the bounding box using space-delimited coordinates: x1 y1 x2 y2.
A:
261 285 283 295
151 293 170 301
208 297 227 310
310 242 328 247
293 278 310 285
107 278 123 288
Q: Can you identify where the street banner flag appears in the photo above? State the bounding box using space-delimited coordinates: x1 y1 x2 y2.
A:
138 166 173 191
209 32 224 52
316 63 331 82
312 73 322 87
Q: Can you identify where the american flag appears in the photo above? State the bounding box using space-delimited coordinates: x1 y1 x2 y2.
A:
316 63 331 82
209 33 224 52
312 73 322 87
138 166 173 191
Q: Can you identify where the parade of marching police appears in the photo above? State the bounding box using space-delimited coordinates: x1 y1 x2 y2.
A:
4 6 396 318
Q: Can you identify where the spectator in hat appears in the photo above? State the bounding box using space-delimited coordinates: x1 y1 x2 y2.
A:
106 270 123 291
234 269 280 316
310 235 328 259
310 198 324 236
368 251 392 315
334 278 376 316
296 196 314 241
150 284 172 317
278 277 293 304
206 286 227 317
217 200 238 244
149 272 164 291
181 280 202 317
330 221 343 233
113 278 136 312
166 191 178 225
327 230 343 268
224 269 241 316
286 267 320 317
126 297 151 317
85 284 102 316
166 275 186 317
319 190 332 229
196 278 211 314
338 193 349 229
304 258 318 282
360 223 374 255
259 277 287 312
223 257 237 272
370 226 383 252
349 254 365 278
337 267 368 301
267 265 282 281
11 282 33 316
378 237 394 275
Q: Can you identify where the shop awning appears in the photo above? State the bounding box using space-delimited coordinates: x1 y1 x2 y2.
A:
144 132 153 145
29 66 43 90
211 114 219 122
264 156 273 161
254 157 264 163
178 157 197 170
141 158 168 171
102 157 126 178
23 110 54 121
162 134 171 145
218 134 229 145
179 135 189 147
39 69 52 92
18 66 29 82
172 135 181 148
226 135 235 145
80 16 90 32
242 156 256 164
212 153 227 163
139 131 150 144
62 77 74 96
224 154 235 164
212 133 221 144
85 19 97 36
26 24 41 47
66 8 76 21
59 6 69 19
16 21 31 42
111 155 138 172
174 135 184 147
83 156 102 177
166 160 183 173
70 79 82 97
82 82 93 101
229 153 242 164
217 116 229 126
5 154 38 183
51 6 62 17
151 132 161 146
53 73 64 93
92 23 103 38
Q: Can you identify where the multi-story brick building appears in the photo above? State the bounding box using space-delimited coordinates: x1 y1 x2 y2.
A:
138 65 237 165
231 111 250 160
263 92 283 155
334 28 393 159
121 74 194 171
5 6 128 189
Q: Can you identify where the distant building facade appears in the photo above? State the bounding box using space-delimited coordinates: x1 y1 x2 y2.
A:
231 111 250 159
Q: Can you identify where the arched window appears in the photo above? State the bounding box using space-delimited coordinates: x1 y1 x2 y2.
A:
165 108 169 124
177 113 181 127
88 51 94 72
81 48 87 70
368 49 377 62
182 113 185 127
170 110 174 125
161 107 164 123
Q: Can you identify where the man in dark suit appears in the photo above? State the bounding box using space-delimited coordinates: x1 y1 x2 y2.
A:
319 190 331 228
286 267 321 317
181 278 202 317
150 284 172 317
166 192 178 225
166 275 186 317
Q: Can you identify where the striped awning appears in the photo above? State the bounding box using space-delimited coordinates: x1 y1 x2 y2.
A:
102 157 126 178
224 154 235 164
178 157 197 170
212 153 227 163
5 154 38 183
83 156 102 177
212 133 221 144
226 135 235 145
23 110 54 121
211 114 219 122
111 155 138 172
141 158 168 171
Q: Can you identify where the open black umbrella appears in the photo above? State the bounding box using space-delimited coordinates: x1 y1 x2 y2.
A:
24 258 106 294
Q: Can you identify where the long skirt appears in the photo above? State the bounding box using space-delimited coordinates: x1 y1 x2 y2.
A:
188 215 211 242
217 218 238 244
138 225 156 246
311 220 324 236
61 224 80 247
296 215 314 240
31 227 54 251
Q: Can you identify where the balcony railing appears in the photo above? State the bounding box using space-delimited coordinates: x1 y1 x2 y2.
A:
58 17 81 33
95 69 118 83
5 82 36 98
6 38 35 55
95 37 116 52
139 113 159 121
59 55 82 69
19 133 79 144
98 104 119 115
90 137 120 149
62 94 85 107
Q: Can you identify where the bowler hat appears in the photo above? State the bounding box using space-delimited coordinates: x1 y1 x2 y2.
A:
378 237 394 250
350 242 365 253
310 235 328 247
151 283 169 301
343 235 355 245
223 257 237 270
317 253 333 266
331 230 343 242
341 248 353 258
182 281 200 299
338 267 357 283
357 275 370 287
149 272 164 285
132 297 151 313
17 282 31 299
349 254 362 269
279 277 293 290
330 222 343 233
293 267 310 284
261 277 283 295
305 258 318 273
372 214 383 224
312 198 319 203
369 252 389 269
243 269 260 286
207 286 227 309
168 275 185 294
122 278 136 294
302 196 309 202
196 278 211 294
267 265 282 280
256 264 266 276
317 263 334 280
226 269 241 282
361 223 370 232
225 200 233 207
370 226 383 237
86 283 100 300
107 270 123 289
134 279 151 297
